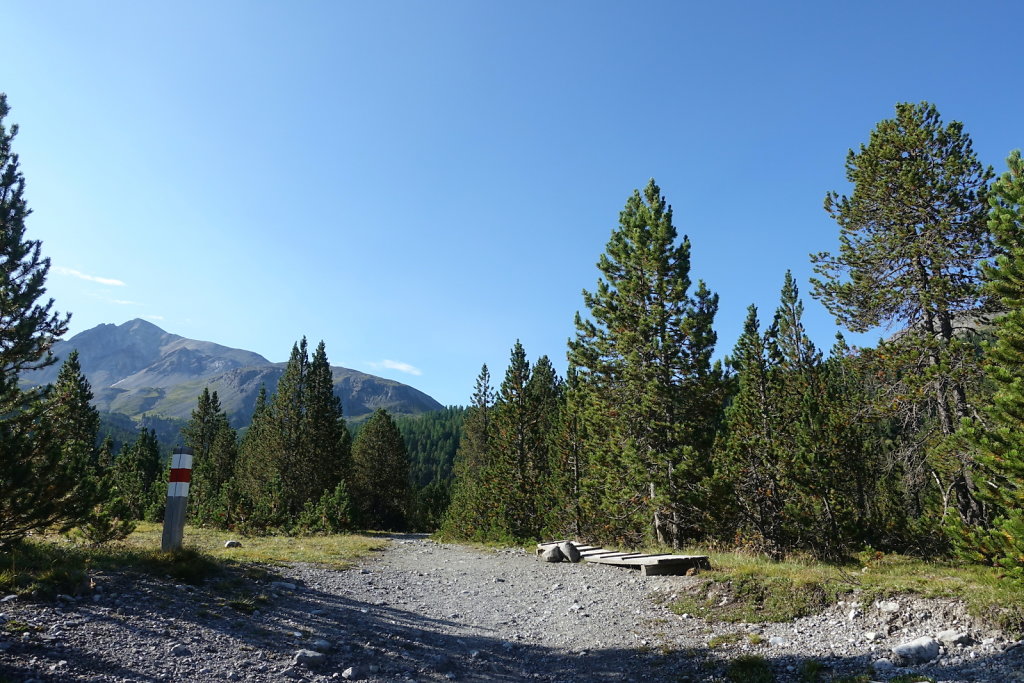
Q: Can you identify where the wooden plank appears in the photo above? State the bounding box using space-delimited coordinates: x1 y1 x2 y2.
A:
642 556 710 575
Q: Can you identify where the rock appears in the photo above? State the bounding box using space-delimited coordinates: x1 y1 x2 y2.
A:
0 595 16 603
559 542 582 563
170 643 190 656
311 638 332 652
876 600 900 613
769 636 789 647
342 665 365 680
873 658 896 671
893 636 940 664
293 649 327 667
224 540 242 548
864 631 882 642
271 581 298 591
541 546 564 563
848 608 861 621
936 629 971 647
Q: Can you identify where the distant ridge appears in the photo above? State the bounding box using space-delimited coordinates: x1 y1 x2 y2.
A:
23 319 444 428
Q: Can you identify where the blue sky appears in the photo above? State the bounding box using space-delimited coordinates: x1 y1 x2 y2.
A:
4 2 1022 406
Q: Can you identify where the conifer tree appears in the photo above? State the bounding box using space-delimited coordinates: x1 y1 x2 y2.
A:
273 338 311 517
551 364 587 538
0 93 76 549
811 101 994 525
525 354 563 537
958 150 1024 576
714 306 789 556
235 385 286 531
569 179 722 547
303 341 350 492
442 365 496 539
489 342 534 538
351 408 410 530
182 388 238 527
112 427 163 520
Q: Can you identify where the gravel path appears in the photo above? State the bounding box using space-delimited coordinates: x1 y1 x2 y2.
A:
1 535 1022 682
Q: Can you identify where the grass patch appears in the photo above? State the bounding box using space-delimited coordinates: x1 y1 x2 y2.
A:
656 546 1024 635
708 632 743 648
726 655 774 683
123 522 389 569
0 523 389 599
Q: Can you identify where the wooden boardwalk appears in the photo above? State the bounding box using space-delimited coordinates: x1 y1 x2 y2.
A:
536 540 711 576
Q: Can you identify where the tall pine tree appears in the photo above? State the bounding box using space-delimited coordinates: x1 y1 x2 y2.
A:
811 101 994 526
957 150 1024 576
0 93 76 549
182 388 238 527
569 179 722 547
442 365 496 539
351 408 410 531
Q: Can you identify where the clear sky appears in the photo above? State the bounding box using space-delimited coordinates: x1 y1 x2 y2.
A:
4 2 1022 406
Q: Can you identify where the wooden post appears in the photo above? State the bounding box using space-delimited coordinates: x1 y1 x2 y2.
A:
161 446 193 552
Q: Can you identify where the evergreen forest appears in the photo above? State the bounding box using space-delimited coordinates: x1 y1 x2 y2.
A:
3 94 1024 581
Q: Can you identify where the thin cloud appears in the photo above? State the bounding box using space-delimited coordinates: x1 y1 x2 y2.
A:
54 266 126 287
369 359 423 376
110 299 142 305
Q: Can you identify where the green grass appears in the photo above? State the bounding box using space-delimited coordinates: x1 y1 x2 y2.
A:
0 523 390 598
708 632 743 648
654 545 1024 635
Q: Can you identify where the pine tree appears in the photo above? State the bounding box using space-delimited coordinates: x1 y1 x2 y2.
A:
112 427 163 520
569 179 722 547
235 385 286 532
0 93 75 549
273 338 311 518
525 354 563 538
351 408 411 531
957 150 1024 576
182 388 238 527
489 342 534 539
441 365 496 539
714 306 789 556
303 341 349 493
811 101 994 525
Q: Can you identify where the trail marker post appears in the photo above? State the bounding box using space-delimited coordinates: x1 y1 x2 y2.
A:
161 446 194 552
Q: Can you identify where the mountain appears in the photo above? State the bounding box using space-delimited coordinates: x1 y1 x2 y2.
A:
23 319 444 428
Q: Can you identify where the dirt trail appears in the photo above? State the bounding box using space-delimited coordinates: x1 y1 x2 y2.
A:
0 535 1021 682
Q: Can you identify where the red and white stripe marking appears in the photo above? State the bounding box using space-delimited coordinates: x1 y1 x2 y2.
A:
167 451 193 497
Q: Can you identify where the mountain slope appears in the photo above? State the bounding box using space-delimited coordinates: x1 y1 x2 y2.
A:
23 319 443 427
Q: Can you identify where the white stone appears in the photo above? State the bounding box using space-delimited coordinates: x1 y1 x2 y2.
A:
293 649 326 667
876 600 900 613
893 636 940 664
224 540 242 548
936 629 970 647
541 546 564 563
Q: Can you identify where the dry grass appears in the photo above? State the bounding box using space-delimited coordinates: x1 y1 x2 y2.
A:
124 522 389 569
